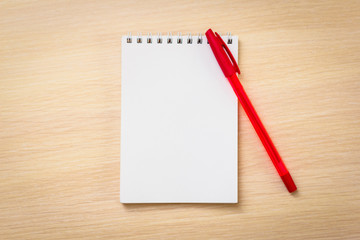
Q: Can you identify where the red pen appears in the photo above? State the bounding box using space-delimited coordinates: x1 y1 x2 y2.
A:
205 29 297 193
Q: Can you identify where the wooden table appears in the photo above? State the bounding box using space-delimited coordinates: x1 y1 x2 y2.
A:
1 0 359 239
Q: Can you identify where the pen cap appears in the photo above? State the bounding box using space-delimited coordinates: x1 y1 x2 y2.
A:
205 29 240 78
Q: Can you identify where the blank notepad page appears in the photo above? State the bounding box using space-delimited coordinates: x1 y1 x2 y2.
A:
120 34 238 203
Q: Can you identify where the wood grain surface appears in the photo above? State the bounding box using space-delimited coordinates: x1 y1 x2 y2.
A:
1 0 360 239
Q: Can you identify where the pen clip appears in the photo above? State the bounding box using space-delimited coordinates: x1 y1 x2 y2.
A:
215 32 240 75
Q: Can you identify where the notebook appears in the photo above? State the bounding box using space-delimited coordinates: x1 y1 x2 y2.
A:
120 33 238 203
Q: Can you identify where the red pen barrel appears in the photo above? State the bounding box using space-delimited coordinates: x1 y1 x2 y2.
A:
228 74 297 193
205 28 296 193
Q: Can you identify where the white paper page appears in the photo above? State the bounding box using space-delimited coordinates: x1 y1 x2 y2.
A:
120 35 238 203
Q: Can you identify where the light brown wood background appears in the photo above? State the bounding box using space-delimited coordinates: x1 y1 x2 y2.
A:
1 0 360 239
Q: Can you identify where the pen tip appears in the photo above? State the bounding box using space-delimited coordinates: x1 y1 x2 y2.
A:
281 172 297 193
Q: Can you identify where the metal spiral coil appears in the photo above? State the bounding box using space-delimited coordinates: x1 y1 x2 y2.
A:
126 32 233 44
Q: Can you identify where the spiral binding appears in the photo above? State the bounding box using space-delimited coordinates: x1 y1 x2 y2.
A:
126 32 234 44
